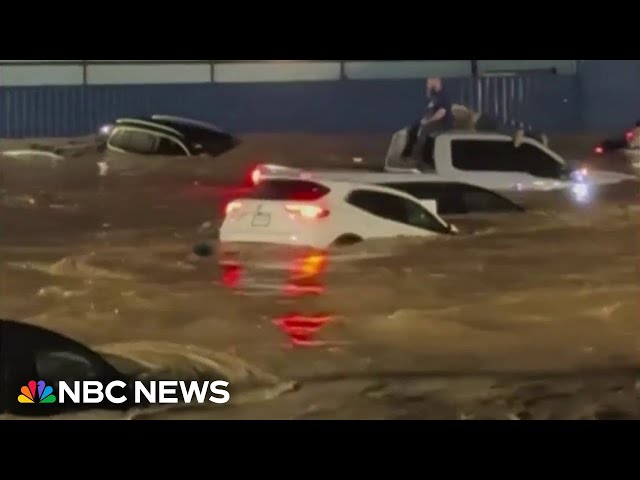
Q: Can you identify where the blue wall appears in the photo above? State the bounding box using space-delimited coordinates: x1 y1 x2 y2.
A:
0 60 637 138
577 60 640 131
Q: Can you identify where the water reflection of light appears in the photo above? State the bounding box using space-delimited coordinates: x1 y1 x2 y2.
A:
571 183 591 203
221 262 242 289
571 168 589 183
273 313 333 347
289 251 328 279
218 250 334 347
283 251 327 295
282 283 325 296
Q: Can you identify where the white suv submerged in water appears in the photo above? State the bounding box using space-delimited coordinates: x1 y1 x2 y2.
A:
219 179 456 249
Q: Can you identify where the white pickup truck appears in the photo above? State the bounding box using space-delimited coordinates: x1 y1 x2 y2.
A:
253 130 636 196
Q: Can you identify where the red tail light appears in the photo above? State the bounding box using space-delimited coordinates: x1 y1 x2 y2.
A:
285 204 329 219
594 146 604 154
225 201 242 216
626 131 634 141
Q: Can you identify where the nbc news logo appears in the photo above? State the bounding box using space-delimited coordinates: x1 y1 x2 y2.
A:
18 380 57 404
18 379 230 405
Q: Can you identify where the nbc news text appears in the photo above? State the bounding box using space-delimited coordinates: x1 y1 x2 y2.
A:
58 380 231 405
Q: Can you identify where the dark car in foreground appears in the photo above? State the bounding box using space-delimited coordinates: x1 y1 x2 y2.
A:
0 319 135 417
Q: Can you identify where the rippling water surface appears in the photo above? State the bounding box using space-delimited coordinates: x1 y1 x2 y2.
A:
1 137 639 419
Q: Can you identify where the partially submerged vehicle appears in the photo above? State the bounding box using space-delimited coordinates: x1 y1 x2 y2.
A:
219 178 457 249
253 130 635 199
0 318 134 417
592 120 640 170
98 115 240 158
383 129 634 189
1 318 282 418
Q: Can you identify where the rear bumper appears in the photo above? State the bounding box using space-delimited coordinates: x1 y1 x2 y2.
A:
219 229 331 249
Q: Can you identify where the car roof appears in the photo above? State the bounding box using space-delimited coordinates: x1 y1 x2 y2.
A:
151 115 225 134
372 174 454 184
436 130 515 141
115 118 185 137
258 176 522 210
259 178 433 201
273 169 455 185
265 168 471 185
0 319 92 350
376 179 490 190
114 115 234 141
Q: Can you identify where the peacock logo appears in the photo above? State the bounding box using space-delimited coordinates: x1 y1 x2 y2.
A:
18 380 57 404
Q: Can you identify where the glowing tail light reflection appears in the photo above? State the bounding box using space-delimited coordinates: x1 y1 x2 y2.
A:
218 250 333 347
273 314 333 347
221 262 243 289
289 251 328 279
282 283 325 296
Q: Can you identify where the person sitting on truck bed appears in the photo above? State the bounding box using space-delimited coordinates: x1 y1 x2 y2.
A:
402 77 455 161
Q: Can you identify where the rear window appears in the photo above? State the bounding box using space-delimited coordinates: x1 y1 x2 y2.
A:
250 180 331 201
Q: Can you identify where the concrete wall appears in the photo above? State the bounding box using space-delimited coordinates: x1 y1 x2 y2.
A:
0 60 635 138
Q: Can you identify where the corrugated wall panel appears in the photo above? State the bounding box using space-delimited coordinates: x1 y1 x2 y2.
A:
0 74 587 138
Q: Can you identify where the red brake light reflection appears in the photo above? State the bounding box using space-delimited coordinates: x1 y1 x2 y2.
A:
285 204 329 219
273 314 332 347
221 262 242 289
594 146 603 154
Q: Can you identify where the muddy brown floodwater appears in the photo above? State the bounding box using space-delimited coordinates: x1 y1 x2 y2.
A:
0 134 639 420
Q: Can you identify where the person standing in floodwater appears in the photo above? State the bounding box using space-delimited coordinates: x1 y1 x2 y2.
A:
402 77 455 161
